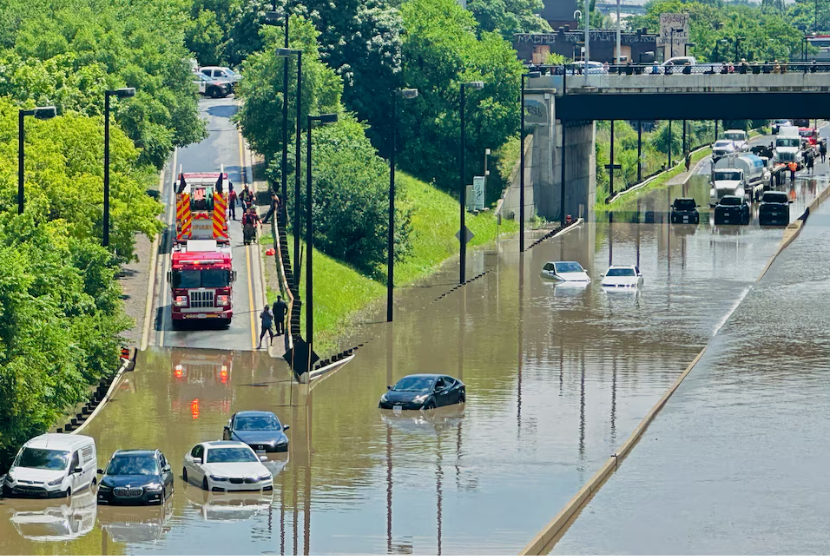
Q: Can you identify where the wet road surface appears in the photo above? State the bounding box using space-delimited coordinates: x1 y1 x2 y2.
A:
3 165 825 554
551 197 830 555
152 97 266 351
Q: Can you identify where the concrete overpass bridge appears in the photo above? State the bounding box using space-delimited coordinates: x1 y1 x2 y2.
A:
509 63 830 224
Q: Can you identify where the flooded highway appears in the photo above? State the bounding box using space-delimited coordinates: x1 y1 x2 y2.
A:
551 199 830 555
2 157 825 553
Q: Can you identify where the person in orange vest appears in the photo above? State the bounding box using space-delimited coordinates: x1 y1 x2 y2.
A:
788 161 797 182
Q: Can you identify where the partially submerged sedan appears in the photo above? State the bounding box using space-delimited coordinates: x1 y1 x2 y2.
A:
541 261 591 284
379 374 466 411
601 265 643 290
223 411 289 453
182 441 273 493
97 450 174 506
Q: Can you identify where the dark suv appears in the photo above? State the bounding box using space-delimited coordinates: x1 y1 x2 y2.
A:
97 450 174 505
714 195 750 225
758 191 791 226
670 198 700 224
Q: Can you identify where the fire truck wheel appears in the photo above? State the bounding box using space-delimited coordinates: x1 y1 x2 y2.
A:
171 320 183 330
220 319 231 329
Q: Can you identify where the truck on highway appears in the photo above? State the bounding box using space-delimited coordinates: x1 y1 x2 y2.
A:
709 154 769 206
175 171 230 246
167 239 236 328
723 129 749 152
773 126 804 170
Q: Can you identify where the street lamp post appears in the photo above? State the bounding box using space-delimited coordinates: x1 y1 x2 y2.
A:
305 113 338 365
684 42 696 56
520 71 541 254
735 37 744 62
103 88 135 248
459 81 484 285
387 88 418 323
276 47 303 290
18 106 56 215
267 8 291 224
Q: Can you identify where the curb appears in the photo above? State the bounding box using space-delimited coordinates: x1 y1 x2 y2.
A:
140 167 167 351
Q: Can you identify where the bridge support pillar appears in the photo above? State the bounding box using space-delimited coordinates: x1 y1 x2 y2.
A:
554 120 596 222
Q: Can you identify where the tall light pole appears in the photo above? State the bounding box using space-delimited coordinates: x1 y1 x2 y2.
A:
103 88 135 248
584 0 590 84
18 106 56 215
615 0 621 64
519 71 541 253
305 113 338 362
276 47 303 290
459 81 484 285
387 88 418 322
267 8 291 224
735 37 744 62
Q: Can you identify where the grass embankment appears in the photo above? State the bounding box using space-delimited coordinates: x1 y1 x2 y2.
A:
265 172 518 352
597 147 713 212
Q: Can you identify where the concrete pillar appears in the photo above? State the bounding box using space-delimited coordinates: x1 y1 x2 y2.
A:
558 121 596 221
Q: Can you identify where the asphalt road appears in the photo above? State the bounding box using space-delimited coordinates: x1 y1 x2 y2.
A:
152 97 267 352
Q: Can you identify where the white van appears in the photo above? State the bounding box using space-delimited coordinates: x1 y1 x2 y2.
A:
3 434 97 498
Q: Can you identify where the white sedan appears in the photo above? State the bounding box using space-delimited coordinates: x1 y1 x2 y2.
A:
182 441 273 492
541 261 591 284
601 265 643 290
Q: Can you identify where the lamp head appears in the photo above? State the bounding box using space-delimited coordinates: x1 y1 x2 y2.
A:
276 48 301 57
33 106 57 120
525 71 542 79
464 81 485 90
265 10 285 23
396 88 419 99
313 113 338 125
112 87 136 99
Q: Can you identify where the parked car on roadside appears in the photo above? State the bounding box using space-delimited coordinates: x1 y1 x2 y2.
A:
670 198 700 224
192 73 232 98
758 191 791 226
199 66 242 85
97 450 174 506
3 434 97 499
714 195 750 225
379 374 466 411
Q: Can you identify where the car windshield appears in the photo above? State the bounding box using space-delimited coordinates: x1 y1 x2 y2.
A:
720 197 743 206
206 447 259 463
776 138 800 147
555 262 584 273
714 171 742 181
725 132 745 141
393 376 435 392
606 268 635 277
714 141 733 148
673 199 696 210
106 455 159 476
173 269 230 288
235 415 281 431
14 448 70 470
764 193 788 203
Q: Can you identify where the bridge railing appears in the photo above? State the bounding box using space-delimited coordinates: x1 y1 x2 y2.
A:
534 62 830 95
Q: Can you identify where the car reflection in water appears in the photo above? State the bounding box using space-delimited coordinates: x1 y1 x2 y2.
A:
98 498 173 544
10 489 96 542
183 482 274 522
380 404 466 435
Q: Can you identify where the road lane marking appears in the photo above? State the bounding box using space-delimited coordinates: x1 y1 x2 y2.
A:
238 127 258 350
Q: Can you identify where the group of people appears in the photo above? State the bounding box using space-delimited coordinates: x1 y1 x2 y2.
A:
227 182 282 245
258 295 289 349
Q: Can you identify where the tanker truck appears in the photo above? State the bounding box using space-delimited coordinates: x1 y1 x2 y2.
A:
709 154 769 207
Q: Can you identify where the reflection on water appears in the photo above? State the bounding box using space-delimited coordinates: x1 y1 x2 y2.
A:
98 500 173 543
0 172 825 554
10 489 97 542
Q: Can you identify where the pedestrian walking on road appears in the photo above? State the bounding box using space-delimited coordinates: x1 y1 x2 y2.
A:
262 193 280 225
820 140 827 164
273 295 288 336
258 306 275 349
229 189 238 220
789 161 798 182
807 151 815 174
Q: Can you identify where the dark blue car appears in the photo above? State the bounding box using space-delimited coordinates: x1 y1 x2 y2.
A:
97 450 173 505
379 374 466 411
223 411 290 453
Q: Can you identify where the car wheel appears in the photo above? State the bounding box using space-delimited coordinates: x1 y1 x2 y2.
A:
182 468 188 483
64 487 71 498
423 400 436 411
459 393 466 403
202 477 209 491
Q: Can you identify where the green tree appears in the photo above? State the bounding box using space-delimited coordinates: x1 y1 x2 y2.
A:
467 0 551 41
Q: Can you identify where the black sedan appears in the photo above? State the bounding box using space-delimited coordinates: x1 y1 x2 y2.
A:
223 411 290 453
714 195 750 225
670 198 700 224
379 374 466 411
759 191 791 226
97 450 174 505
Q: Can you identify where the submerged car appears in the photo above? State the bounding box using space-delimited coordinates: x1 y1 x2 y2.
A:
379 374 466 411
182 441 273 493
714 195 750 225
601 265 643 290
758 191 791 226
97 450 174 505
223 411 289 453
670 198 700 224
540 261 591 283
3 434 97 499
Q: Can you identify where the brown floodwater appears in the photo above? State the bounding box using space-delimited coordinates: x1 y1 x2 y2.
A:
1 167 825 554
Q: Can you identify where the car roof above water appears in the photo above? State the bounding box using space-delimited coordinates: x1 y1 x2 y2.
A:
24 434 94 452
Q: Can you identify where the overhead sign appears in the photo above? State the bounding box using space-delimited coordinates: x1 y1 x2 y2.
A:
657 13 689 57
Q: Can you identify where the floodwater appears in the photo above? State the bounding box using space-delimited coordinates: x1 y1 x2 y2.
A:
551 199 830 555
1 166 826 554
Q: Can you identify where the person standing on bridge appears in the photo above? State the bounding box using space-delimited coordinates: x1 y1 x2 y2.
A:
273 295 288 336
258 305 275 349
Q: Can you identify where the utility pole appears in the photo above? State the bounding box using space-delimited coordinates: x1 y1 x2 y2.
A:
616 0 621 64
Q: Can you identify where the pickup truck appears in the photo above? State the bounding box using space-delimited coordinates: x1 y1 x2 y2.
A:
758 191 791 226
713 195 750 225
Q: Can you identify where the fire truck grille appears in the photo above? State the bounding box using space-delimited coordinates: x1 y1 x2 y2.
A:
190 290 215 308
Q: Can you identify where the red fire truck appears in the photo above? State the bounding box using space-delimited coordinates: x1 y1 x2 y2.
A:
175 171 230 245
167 239 236 328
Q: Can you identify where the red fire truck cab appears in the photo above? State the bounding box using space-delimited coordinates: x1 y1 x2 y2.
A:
168 240 236 328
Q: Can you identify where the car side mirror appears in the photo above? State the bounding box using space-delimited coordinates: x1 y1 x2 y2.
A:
599 274 605 278
283 425 290 431
164 465 171 472
232 271 238 282
166 271 172 283
223 425 229 431
73 467 83 475
387 385 392 390
97 469 104 475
